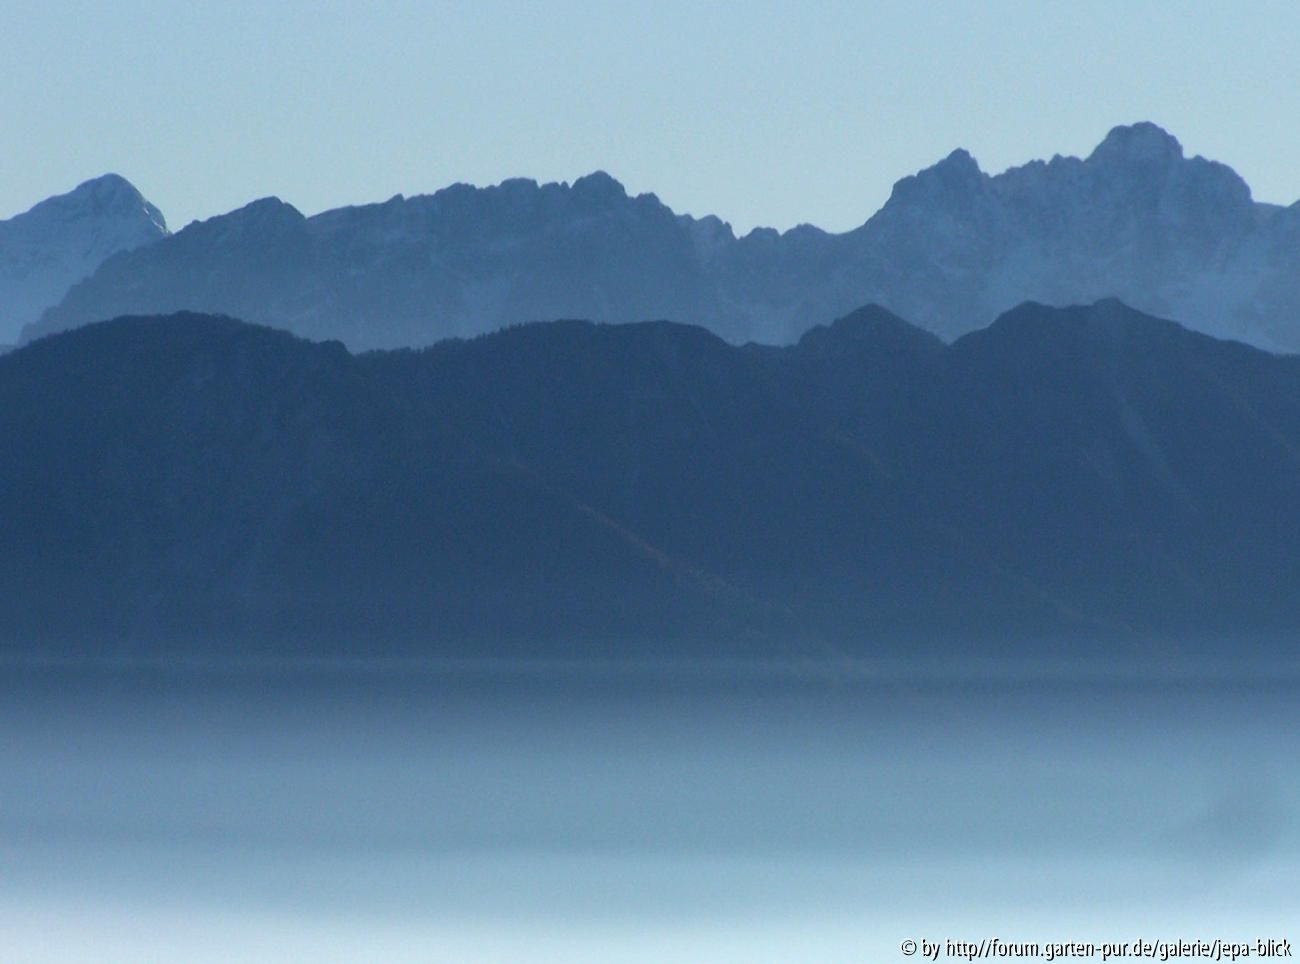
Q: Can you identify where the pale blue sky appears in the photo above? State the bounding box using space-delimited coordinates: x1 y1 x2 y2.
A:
3 0 1297 233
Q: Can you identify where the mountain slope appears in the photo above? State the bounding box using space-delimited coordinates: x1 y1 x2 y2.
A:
0 175 168 344
4 301 1300 657
836 123 1299 348
26 175 719 350
23 124 1300 352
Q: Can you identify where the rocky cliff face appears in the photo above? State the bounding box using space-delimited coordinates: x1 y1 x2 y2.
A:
0 174 167 344
21 124 1300 352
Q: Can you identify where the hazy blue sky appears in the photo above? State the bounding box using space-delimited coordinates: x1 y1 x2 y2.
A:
3 1 1297 233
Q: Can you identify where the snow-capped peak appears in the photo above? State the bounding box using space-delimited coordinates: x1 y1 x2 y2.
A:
0 174 169 342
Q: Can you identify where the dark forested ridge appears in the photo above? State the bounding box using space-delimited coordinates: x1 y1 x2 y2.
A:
4 300 1300 659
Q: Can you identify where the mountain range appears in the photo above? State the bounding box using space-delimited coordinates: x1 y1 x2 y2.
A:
4 300 1300 657
13 122 1300 353
0 174 167 346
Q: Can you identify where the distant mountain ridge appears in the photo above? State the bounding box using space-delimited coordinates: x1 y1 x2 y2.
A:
21 123 1300 352
0 175 168 344
4 300 1300 656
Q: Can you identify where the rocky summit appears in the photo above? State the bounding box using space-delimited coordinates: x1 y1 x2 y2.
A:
0 174 168 344
19 124 1300 353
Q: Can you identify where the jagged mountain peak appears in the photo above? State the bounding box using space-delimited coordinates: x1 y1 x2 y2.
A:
0 175 169 343
228 196 303 220
15 173 166 231
20 124 1300 354
937 147 982 176
182 196 307 245
1087 121 1184 166
415 171 632 208
885 147 987 206
67 172 150 202
571 169 628 202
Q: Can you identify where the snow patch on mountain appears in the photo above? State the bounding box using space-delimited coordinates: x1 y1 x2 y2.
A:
0 174 168 343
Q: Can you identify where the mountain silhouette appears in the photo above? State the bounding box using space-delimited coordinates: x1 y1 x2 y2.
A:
22 124 1300 353
5 300 1300 657
0 174 167 344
